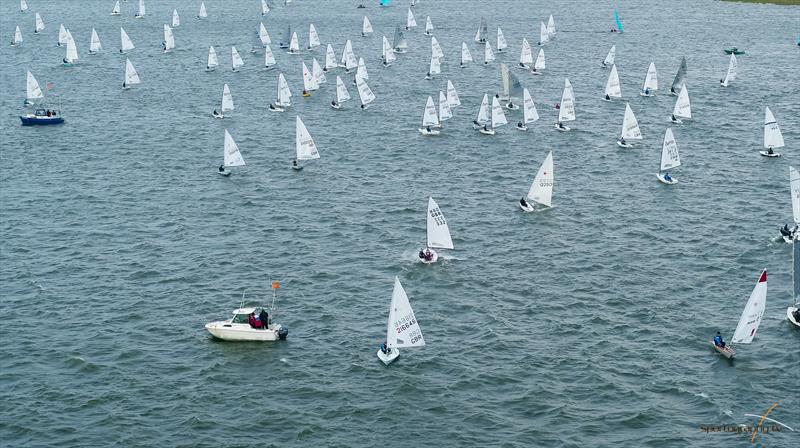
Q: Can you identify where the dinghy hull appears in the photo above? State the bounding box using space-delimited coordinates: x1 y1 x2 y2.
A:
419 128 440 136
377 348 400 365
711 341 735 359
617 141 634 148
759 151 781 158
420 249 439 264
656 174 677 185
788 307 800 328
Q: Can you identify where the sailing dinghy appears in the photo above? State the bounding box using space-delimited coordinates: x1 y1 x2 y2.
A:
362 16 373 37
460 42 472 67
760 106 784 157
516 88 539 131
519 151 553 212
781 166 800 243
213 84 234 118
475 17 488 44
711 270 767 359
231 46 244 71
496 27 508 52
119 27 134 54
122 58 140 89
331 75 350 109
197 2 207 19
556 79 575 131
640 62 658 96
656 128 680 184
206 46 218 71
602 45 615 67
617 103 641 148
111 1 120 16
720 54 737 87
419 197 454 264
603 64 621 101
135 0 145 18
293 116 319 170
424 16 434 36
218 129 245 176
670 86 691 123
269 73 292 112
12 26 23 47
419 96 440 136
377 277 425 365
356 76 375 110
88 28 101 54
531 48 545 75
473 93 489 130
669 57 687 95
518 38 533 69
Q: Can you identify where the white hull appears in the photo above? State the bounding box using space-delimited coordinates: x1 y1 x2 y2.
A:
419 128 440 136
518 201 535 212
788 307 800 328
377 347 400 365
218 170 231 176
711 341 735 359
670 116 683 124
478 128 495 135
212 112 224 119
269 104 286 112
205 322 284 341
291 165 303 171
505 104 520 110
516 124 528 131
656 173 677 185
530 70 542 76
640 92 656 97
617 140 634 148
555 124 570 132
760 150 781 158
420 248 439 264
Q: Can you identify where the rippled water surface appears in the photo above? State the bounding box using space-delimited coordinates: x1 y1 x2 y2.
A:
1 0 799 446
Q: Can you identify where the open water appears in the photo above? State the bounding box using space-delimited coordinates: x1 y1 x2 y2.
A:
1 0 799 446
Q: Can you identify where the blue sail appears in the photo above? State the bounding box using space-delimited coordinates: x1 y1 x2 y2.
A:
614 10 623 33
380 0 390 6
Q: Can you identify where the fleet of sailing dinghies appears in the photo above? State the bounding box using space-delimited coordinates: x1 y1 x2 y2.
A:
712 270 767 359
761 106 784 157
377 277 425 365
419 197 454 264
9 4 796 357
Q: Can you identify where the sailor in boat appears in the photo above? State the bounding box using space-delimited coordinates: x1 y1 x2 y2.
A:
605 94 610 100
611 27 618 33
780 224 795 238
520 197 531 209
358 4 366 8
259 309 270 328
212 109 222 118
557 121 565 130
302 89 310 97
506 100 516 109
663 172 672 182
554 103 560 109
518 62 526 69
119 49 124 54
380 341 389 354
793 309 800 321
418 248 434 262
269 103 278 110
767 148 775 155
383 60 389 67
218 164 227 175
162 41 166 51
670 87 676 95
473 119 480 127
516 121 525 130
62 57 69 64
292 159 300 169
360 104 367 110
619 137 627 146
670 114 678 122
426 126 432 133
644 87 650 96
425 72 432 80
483 124 490 132
122 81 127 89
713 332 726 349
331 99 338 108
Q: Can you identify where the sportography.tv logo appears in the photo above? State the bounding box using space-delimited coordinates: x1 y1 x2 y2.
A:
700 403 794 446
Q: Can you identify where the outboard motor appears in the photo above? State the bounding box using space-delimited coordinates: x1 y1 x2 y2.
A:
278 327 288 340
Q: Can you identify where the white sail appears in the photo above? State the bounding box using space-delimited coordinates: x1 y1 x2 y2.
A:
231 46 244 70
124 58 140 85
476 94 489 124
605 65 621 98
221 83 234 113
172 9 180 27
356 77 375 106
539 22 549 45
386 277 425 350
522 88 539 124
527 151 554 207
484 42 495 64
461 42 473 64
425 16 434 35
308 24 320 49
534 48 545 70
111 1 120 15
198 2 207 18
207 46 219 68
89 28 101 53
35 13 44 32
406 9 417 29
64 30 78 62
259 22 271 45
764 107 784 149
558 84 575 122
497 27 508 51
302 62 319 91
137 0 146 17
223 129 245 167
277 73 292 106
426 197 454 249
564 78 575 104
422 96 439 127
475 16 488 43
547 14 556 36
447 80 460 107
343 40 357 70
721 54 737 86
13 26 23 45
163 25 175 52
660 128 680 171
264 45 276 67
20 0 27 12
58 24 68 46
439 91 452 122
325 44 336 70
620 103 642 140
312 58 326 84
643 62 658 92
491 96 507 128
382 36 396 64
731 270 768 344
519 38 533 66
791 166 800 225
288 32 300 53
393 25 408 52
26 71 43 100
500 63 511 99
261 0 269 15
428 56 441 76
672 86 691 119
430 36 443 60
335 76 351 103
295 116 319 160
356 57 368 80
604 45 616 66
120 27 135 52
363 16 373 36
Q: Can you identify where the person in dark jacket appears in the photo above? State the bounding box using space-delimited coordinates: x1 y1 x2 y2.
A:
259 309 269 329
713 331 725 348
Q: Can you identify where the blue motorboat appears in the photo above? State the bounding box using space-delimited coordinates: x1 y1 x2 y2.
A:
20 108 64 126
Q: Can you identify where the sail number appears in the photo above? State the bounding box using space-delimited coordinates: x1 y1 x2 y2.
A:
429 208 446 226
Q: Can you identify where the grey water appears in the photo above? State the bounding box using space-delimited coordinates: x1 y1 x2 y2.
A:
1 0 799 446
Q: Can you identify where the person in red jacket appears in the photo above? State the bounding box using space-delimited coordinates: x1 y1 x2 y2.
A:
248 312 258 328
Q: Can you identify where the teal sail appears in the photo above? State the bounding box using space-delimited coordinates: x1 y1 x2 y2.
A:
614 10 623 33
380 0 390 6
